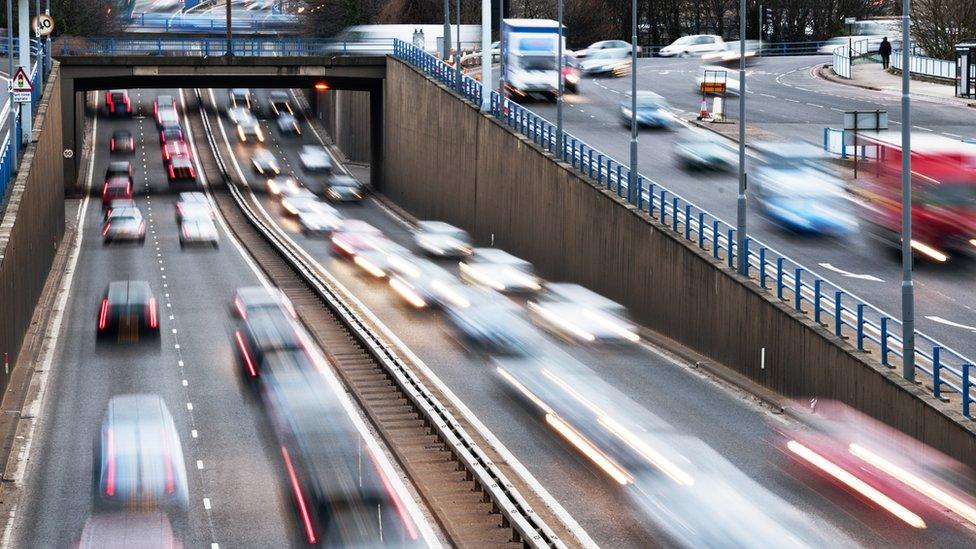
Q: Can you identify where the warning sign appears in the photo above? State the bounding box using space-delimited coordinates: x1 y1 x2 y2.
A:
10 67 32 103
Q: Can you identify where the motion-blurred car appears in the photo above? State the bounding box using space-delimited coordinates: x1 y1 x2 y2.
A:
414 221 472 258
154 94 177 120
179 210 219 248
251 149 281 176
109 130 135 154
752 143 858 236
233 286 297 319
350 240 410 279
159 126 185 145
268 90 293 115
387 255 467 309
102 177 133 209
105 90 132 117
280 189 325 217
658 34 726 57
299 208 343 237
673 129 736 171
299 145 332 174
77 511 183 549
104 198 136 221
162 139 191 165
562 55 581 94
579 50 631 77
234 310 309 378
459 248 542 294
527 283 639 344
324 175 365 203
102 207 146 245
444 286 537 354
229 88 252 110
93 395 188 512
265 176 301 197
330 220 385 258
96 280 159 341
155 105 180 129
166 156 197 184
620 92 674 129
105 161 133 185
577 40 636 59
174 191 214 221
229 107 264 143
276 113 302 136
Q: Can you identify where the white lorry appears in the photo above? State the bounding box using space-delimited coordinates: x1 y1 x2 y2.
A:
502 19 562 100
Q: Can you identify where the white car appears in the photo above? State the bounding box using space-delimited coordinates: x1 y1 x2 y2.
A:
266 176 302 197
299 145 332 174
251 149 280 176
414 221 472 258
228 107 264 143
527 283 639 344
280 190 325 217
276 113 302 136
577 40 635 59
179 210 219 248
459 248 541 294
658 34 726 57
387 255 467 309
299 208 343 237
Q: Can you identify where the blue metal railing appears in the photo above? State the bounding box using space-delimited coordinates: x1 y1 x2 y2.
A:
392 38 976 419
0 57 44 208
57 37 390 57
891 50 954 81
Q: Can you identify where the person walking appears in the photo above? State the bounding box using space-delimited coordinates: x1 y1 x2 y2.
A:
879 37 892 69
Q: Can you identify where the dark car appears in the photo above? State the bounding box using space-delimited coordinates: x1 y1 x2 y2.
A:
233 286 296 319
154 94 177 121
167 156 197 184
93 395 188 513
268 90 293 116
160 126 185 145
102 207 146 244
234 310 308 379
105 90 131 117
324 175 365 203
101 177 133 209
620 91 674 129
563 55 581 94
229 88 252 110
105 161 133 185
162 140 191 165
110 130 135 154
96 280 159 341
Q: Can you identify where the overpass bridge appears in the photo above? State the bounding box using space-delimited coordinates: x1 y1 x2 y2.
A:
0 35 973 548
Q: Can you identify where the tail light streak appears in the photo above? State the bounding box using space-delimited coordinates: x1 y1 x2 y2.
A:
160 428 175 494
235 330 257 377
99 298 110 330
281 446 317 544
105 428 116 496
148 297 158 328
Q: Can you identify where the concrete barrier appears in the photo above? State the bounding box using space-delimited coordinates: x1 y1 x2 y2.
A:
0 62 65 393
316 89 370 163
380 58 976 470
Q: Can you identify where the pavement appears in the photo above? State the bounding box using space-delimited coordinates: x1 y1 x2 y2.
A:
819 60 976 108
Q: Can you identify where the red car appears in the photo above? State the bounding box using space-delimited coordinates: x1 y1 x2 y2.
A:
102 177 133 209
105 90 131 117
110 130 135 154
162 140 191 165
167 156 197 184
330 220 386 258
160 127 185 145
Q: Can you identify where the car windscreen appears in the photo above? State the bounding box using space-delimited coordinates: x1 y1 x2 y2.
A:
517 55 557 70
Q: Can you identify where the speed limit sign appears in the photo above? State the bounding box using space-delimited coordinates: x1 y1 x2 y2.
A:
32 14 54 38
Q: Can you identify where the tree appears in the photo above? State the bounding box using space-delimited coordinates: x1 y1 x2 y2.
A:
49 0 123 36
912 0 976 59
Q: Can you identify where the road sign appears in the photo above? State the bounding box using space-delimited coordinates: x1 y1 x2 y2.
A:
32 14 54 37
10 67 32 104
63 149 73 159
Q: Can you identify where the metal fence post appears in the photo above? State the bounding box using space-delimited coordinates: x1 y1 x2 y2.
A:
834 291 844 337
648 183 655 215
596 154 603 185
964 363 972 418
776 258 785 299
712 220 721 259
880 317 890 366
698 212 706 250
742 238 750 276
587 150 594 178
727 229 735 269
814 280 822 325
933 346 943 399
684 205 692 240
637 176 644 210
673 198 680 232
856 304 866 351
794 268 803 311
616 164 623 197
759 248 767 288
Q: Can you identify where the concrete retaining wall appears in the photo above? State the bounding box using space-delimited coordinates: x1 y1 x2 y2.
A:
381 58 976 470
316 89 371 163
0 63 65 392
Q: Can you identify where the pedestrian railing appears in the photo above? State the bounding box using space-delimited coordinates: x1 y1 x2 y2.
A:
56 37 392 57
393 38 976 419
830 39 872 79
891 50 954 81
125 12 299 33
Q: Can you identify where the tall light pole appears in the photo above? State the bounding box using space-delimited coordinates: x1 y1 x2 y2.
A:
556 0 564 159
443 0 450 59
225 0 233 55
455 0 461 91
6 0 15 164
498 0 505 99
480 0 491 111
17 0 29 142
628 0 638 203
900 0 915 382
735 0 748 275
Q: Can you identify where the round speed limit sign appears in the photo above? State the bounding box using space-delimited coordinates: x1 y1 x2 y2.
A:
62 149 73 159
32 14 54 38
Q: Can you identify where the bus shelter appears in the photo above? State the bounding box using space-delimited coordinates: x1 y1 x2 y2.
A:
957 39 976 98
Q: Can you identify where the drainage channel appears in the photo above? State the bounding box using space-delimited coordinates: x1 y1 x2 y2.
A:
186 90 568 549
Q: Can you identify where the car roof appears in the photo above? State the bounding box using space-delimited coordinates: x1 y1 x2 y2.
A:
171 156 193 167
541 283 623 309
112 129 132 136
243 311 304 351
178 192 207 203
108 161 131 171
107 207 142 219
105 177 131 186
470 248 527 264
338 219 381 234
107 280 152 304
270 90 289 98
330 175 359 186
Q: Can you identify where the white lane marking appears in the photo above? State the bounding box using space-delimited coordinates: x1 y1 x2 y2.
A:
925 316 976 332
191 429 198 438
913 126 933 132
818 263 884 282
759 93 776 98
203 498 212 510
783 98 800 103
208 88 577 548
197 460 204 470
182 379 188 386
830 107 845 112
942 132 962 138
805 103 824 108
186 402 193 411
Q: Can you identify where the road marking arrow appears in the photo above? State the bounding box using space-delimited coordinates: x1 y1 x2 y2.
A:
818 263 884 282
925 316 976 333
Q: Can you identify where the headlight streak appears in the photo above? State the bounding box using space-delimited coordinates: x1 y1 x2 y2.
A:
546 414 633 485
597 416 694 486
354 255 386 278
390 277 427 308
910 240 948 262
786 440 926 529
459 262 507 291
528 302 596 342
582 309 641 342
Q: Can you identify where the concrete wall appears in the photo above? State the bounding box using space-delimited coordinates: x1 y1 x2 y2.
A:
0 62 65 392
316 89 371 163
381 58 976 470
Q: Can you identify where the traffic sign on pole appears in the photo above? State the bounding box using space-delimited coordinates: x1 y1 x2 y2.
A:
31 13 54 37
10 66 32 103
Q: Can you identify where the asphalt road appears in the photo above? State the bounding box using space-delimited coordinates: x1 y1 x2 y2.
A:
7 88 429 548
525 55 976 361
208 87 976 547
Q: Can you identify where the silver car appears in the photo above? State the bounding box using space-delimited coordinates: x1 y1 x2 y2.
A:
414 221 472 258
179 210 219 248
299 145 332 174
459 248 542 294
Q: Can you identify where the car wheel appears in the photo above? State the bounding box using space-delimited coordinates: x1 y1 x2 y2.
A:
680 50 690 58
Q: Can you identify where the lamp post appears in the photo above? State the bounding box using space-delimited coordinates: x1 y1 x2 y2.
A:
900 0 915 382
6 0 15 164
225 0 233 55
556 0 563 159
480 0 491 111
443 0 450 59
735 0 748 275
628 0 638 203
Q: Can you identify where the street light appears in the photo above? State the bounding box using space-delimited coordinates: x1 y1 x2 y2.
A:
735 0 748 275
900 0 915 382
443 0 451 59
556 0 564 159
628 0 638 204
226 0 233 56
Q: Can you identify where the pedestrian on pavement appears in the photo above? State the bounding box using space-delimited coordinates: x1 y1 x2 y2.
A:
879 37 892 69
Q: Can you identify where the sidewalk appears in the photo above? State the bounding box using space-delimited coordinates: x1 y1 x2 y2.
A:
820 61 976 107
